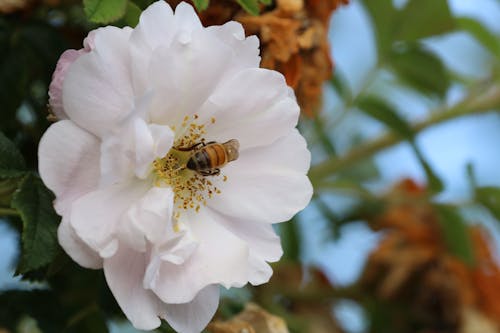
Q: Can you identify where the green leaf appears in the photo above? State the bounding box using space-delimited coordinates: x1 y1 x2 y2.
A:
236 0 260 15
457 17 500 58
0 131 26 178
361 0 398 56
84 0 128 24
123 1 142 27
389 44 450 98
476 186 500 222
279 218 301 261
435 205 475 265
11 173 60 274
355 96 443 192
193 0 210 11
330 69 352 102
357 95 413 138
411 143 444 193
313 115 337 156
394 0 455 41
259 0 272 5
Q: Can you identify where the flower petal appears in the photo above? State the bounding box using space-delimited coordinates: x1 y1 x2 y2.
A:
70 180 150 257
147 209 249 303
162 284 219 333
58 217 102 269
199 68 300 150
38 120 100 216
205 209 282 285
206 21 260 70
147 29 233 128
104 245 161 330
208 129 312 223
63 26 134 137
119 186 175 252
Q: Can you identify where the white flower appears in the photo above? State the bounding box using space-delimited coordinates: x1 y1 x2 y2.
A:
39 1 312 332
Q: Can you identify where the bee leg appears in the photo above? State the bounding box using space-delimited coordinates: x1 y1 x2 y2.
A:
199 169 220 177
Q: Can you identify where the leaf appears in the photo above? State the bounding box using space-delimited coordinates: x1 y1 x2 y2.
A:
434 205 475 265
356 96 443 192
313 116 336 156
476 186 500 222
259 0 272 5
457 17 500 58
236 0 260 16
193 0 210 11
123 1 142 27
11 173 60 274
330 69 352 102
411 143 444 193
394 0 455 41
361 0 397 56
357 95 413 138
83 0 128 24
0 131 26 178
279 218 301 261
389 44 450 98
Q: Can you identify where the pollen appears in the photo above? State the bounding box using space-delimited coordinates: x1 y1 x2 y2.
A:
153 114 223 221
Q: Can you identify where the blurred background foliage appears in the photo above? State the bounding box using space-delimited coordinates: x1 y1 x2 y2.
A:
1 0 500 332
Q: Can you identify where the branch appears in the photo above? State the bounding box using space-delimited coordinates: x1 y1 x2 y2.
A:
309 82 500 185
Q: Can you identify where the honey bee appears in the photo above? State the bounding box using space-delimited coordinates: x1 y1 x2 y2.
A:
177 139 240 176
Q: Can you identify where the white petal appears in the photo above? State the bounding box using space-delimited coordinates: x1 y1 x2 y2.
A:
58 217 102 269
209 130 312 223
70 180 150 257
173 2 203 34
148 209 249 303
129 1 175 95
119 186 175 252
247 252 274 285
147 29 234 128
206 21 260 70
63 27 134 137
150 124 175 158
199 68 300 150
38 120 100 216
162 285 219 333
104 246 161 330
209 210 283 262
204 210 282 285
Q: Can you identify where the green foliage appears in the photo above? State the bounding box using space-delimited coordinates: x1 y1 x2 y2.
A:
389 44 450 98
279 218 301 261
193 0 210 12
236 0 260 16
84 0 128 24
357 95 413 138
123 1 142 27
0 131 26 178
11 173 60 274
435 205 475 265
355 96 443 192
457 17 500 58
475 186 500 222
362 0 455 57
393 0 455 42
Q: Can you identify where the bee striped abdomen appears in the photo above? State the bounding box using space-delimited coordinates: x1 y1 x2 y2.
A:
187 144 227 171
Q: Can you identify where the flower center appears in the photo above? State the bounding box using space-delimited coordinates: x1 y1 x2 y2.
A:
152 114 226 219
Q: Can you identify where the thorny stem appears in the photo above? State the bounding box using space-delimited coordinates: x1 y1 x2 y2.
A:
309 82 500 187
0 207 19 217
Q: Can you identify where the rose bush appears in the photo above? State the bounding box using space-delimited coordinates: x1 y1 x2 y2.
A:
39 1 312 332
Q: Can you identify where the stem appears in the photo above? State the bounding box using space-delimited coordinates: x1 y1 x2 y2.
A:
0 207 19 217
309 83 500 185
